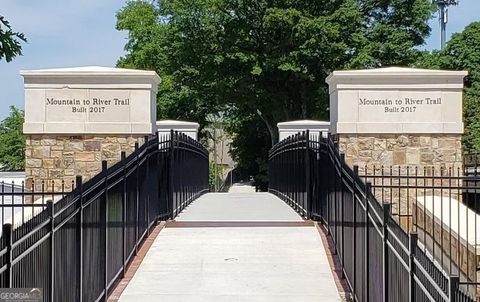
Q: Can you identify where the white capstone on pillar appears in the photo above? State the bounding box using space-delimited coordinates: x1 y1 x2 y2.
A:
21 66 160 190
326 67 467 169
156 120 199 140
277 120 330 141
22 66 159 135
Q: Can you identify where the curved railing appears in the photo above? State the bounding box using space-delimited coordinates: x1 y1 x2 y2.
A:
0 131 209 302
269 131 476 302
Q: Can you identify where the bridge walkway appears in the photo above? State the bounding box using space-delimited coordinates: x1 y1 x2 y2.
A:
117 185 341 302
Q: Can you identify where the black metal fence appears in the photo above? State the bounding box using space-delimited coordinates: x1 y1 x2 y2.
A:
0 131 209 302
360 165 480 289
268 131 476 302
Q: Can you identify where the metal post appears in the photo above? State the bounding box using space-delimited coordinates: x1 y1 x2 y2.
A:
76 175 84 302
102 160 109 302
168 130 175 219
213 126 218 192
409 232 418 302
332 150 337 253
449 275 459 302
47 200 54 302
145 137 151 235
326 133 331 231
383 203 391 302
153 131 161 221
134 143 139 255
340 152 345 278
3 223 12 288
352 165 359 299
318 133 322 220
121 152 127 278
305 130 311 219
365 182 371 302
292 134 299 213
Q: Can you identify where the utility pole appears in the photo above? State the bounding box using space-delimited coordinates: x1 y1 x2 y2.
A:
433 0 459 49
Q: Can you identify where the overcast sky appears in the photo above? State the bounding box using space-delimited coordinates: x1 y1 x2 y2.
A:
0 0 479 119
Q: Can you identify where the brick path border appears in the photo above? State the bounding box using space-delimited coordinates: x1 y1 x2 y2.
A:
107 221 166 302
314 221 353 301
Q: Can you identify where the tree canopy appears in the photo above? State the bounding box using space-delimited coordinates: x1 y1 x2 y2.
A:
416 22 480 152
117 0 434 135
0 106 25 171
116 0 436 184
0 15 27 62
0 16 26 171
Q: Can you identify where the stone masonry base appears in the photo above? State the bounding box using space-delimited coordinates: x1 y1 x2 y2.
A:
338 134 463 170
25 135 145 192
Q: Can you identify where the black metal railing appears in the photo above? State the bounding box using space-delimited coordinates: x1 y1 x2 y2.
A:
0 130 209 302
268 131 477 302
268 133 310 217
360 165 480 288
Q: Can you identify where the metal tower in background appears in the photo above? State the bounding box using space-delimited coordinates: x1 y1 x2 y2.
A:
433 0 459 49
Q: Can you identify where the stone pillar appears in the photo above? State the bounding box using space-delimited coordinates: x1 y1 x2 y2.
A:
22 66 160 191
325 67 467 170
156 120 199 140
277 120 330 141
326 67 472 280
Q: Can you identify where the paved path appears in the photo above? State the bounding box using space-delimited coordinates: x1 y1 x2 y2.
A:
118 189 341 302
228 182 256 193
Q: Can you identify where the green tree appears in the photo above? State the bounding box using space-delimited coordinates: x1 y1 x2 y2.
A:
0 16 27 62
117 0 434 136
116 0 435 183
116 1 221 129
416 22 480 152
0 106 25 171
224 110 271 189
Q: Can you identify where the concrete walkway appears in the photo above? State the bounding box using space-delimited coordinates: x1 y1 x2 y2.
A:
228 182 257 193
118 189 341 302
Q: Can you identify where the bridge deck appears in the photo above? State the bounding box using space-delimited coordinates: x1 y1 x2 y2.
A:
117 188 341 302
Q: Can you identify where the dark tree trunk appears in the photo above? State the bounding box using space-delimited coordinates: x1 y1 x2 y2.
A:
257 110 278 146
